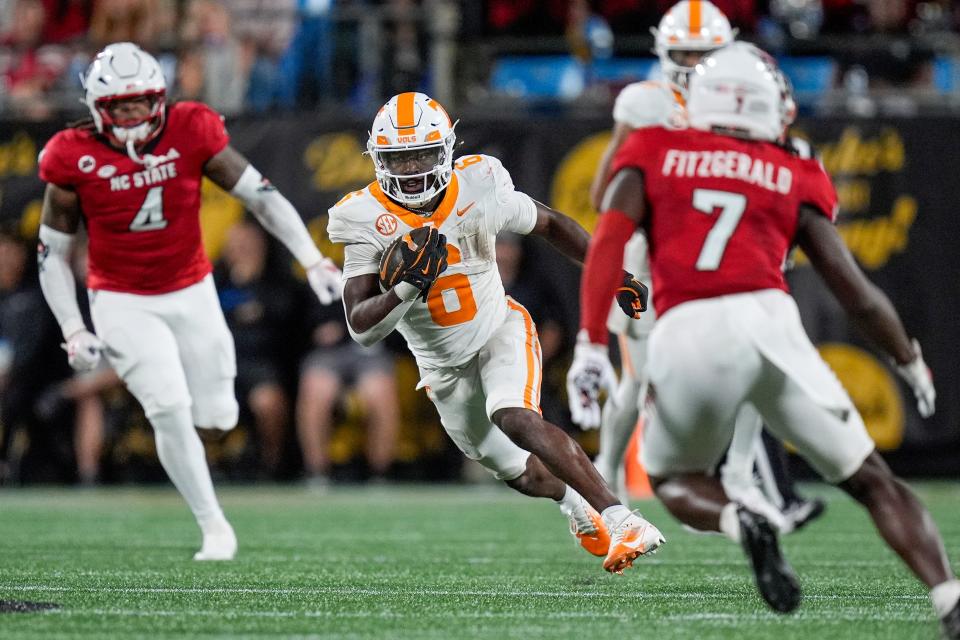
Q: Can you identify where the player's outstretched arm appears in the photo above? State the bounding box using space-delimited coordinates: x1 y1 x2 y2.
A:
37 183 103 371
796 205 935 415
528 200 592 264
342 273 419 346
567 168 647 428
204 145 342 304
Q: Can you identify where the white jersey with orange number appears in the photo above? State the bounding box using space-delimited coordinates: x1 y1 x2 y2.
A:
327 154 538 371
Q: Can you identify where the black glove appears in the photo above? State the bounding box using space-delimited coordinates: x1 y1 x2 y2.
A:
379 227 448 301
401 239 448 302
615 272 649 319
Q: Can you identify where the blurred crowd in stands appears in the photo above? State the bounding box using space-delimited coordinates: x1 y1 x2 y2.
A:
1 1 959 120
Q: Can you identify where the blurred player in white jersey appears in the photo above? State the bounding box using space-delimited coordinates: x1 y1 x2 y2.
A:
580 0 821 531
327 92 664 574
574 43 959 634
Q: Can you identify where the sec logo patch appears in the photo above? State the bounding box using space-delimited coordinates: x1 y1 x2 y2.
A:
375 214 398 236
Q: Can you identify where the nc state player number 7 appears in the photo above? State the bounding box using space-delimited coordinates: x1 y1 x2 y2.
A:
692 188 747 271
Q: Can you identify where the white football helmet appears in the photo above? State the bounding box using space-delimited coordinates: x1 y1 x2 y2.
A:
653 0 735 92
367 92 457 210
82 42 166 149
687 42 788 142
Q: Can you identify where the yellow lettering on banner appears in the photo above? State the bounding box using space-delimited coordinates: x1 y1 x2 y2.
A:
0 132 37 178
549 131 611 233
304 133 375 192
818 127 905 176
834 178 871 214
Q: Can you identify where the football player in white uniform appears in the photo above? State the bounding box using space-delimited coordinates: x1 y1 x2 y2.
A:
580 0 734 495
578 1 821 532
327 92 664 574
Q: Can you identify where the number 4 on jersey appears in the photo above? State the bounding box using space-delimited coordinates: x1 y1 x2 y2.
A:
129 186 167 232
692 188 747 271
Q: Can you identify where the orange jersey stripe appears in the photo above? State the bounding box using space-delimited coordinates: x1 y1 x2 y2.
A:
396 92 416 136
689 0 702 37
506 298 542 413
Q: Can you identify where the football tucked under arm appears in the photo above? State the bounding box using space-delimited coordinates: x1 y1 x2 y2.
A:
378 226 448 301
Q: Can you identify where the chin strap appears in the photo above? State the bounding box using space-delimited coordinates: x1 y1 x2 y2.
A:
125 139 161 168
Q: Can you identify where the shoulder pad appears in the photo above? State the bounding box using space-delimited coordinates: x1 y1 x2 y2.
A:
327 186 391 245
613 82 676 129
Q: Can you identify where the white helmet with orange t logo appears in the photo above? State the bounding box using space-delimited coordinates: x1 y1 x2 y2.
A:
367 92 457 210
653 1 735 92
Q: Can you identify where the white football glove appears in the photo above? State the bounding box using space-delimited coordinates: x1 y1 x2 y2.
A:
566 331 618 430
896 339 935 418
62 329 104 372
306 258 343 305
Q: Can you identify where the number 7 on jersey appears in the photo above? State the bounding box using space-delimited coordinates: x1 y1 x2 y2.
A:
692 188 747 271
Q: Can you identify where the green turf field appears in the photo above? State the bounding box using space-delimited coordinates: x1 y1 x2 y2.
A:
0 483 957 639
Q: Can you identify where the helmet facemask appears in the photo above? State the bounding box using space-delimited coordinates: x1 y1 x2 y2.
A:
93 90 166 148
369 129 456 211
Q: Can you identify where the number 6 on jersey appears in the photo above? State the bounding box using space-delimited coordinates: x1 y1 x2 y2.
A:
692 188 746 271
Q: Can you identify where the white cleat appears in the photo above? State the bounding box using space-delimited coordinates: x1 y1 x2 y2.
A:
193 520 237 561
602 511 665 574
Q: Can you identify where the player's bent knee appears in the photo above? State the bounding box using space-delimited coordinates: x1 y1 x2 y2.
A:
193 397 239 432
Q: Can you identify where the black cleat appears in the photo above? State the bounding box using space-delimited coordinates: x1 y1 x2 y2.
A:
782 497 827 533
942 599 960 640
738 506 802 613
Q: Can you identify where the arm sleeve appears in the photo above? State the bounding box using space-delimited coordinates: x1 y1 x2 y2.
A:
37 224 87 339
800 160 839 223
342 242 382 280
487 156 537 235
230 164 324 267
580 210 637 345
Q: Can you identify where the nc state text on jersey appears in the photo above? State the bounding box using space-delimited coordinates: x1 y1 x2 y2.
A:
661 149 793 195
109 162 178 192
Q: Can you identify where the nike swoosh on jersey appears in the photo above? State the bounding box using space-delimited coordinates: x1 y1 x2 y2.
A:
456 202 475 217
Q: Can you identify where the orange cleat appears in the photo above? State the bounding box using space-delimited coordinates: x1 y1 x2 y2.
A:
570 506 611 557
602 511 665 574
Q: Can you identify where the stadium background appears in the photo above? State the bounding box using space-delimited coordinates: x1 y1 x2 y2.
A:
0 0 958 485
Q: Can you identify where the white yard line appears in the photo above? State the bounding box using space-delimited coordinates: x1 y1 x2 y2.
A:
0 584 929 601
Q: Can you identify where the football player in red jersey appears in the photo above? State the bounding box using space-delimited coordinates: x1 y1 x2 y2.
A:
571 43 959 634
36 42 343 561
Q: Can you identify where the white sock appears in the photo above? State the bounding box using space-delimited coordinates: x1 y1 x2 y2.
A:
150 406 225 526
601 504 632 530
719 502 741 543
597 374 642 483
555 485 580 511
931 579 960 618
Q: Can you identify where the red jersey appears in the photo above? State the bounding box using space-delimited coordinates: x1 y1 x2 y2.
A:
610 126 837 317
38 102 230 294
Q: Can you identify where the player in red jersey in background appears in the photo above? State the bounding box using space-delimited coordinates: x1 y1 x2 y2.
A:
571 43 959 635
36 42 342 561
